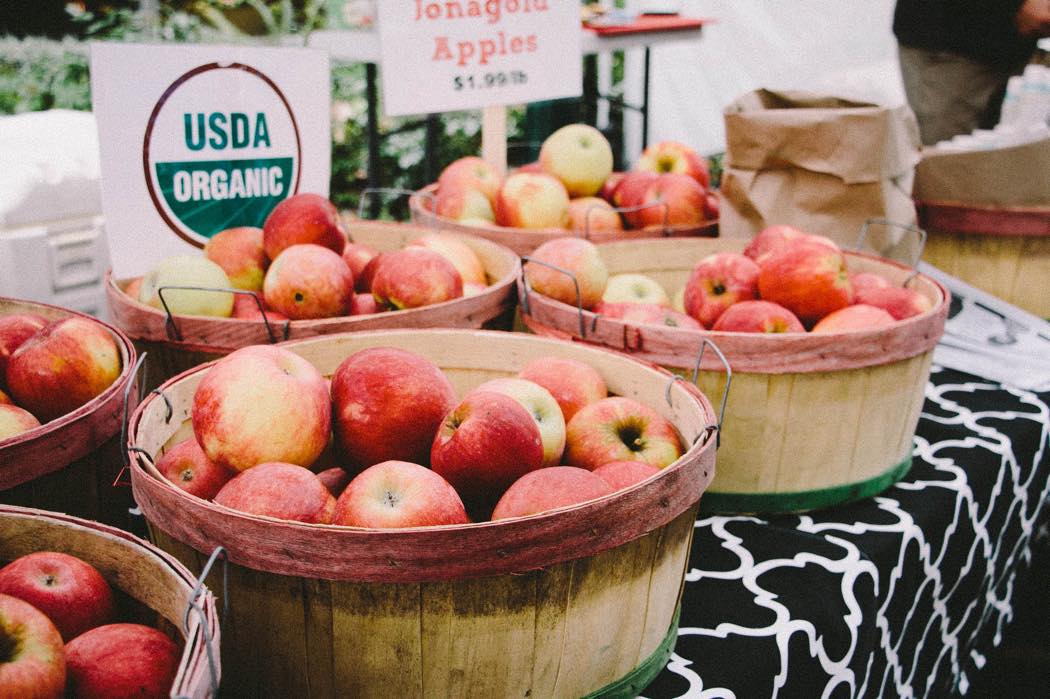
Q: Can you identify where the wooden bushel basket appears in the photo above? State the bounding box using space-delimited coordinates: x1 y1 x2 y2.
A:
0 298 138 525
105 221 521 392
917 199 1050 317
0 504 221 697
519 238 950 514
409 183 718 257
128 329 719 698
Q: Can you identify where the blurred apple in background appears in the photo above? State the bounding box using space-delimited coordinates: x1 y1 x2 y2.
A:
192 345 330 472
518 356 607 423
462 282 488 297
475 378 566 468
204 226 267 292
0 593 65 699
811 304 895 333
331 347 456 473
539 124 614 197
65 623 179 699
0 404 40 441
634 173 707 229
683 252 760 328
332 460 469 528
0 552 114 641
758 242 854 326
138 256 234 318
262 192 345 259
524 237 608 309
6 317 121 423
263 244 354 320
635 140 710 189
0 313 47 379
435 186 496 224
602 273 670 306
490 466 613 520
567 197 623 236
341 242 380 283
495 173 570 229
123 277 143 303
592 460 661 490
565 396 682 471
711 300 805 333
371 248 463 309
408 234 486 286
611 171 659 228
155 437 235 500
599 172 626 203
850 271 893 295
438 156 503 205
214 462 336 523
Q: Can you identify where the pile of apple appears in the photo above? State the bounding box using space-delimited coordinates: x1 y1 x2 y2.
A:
523 224 934 334
126 192 491 322
155 343 686 525
431 124 717 233
0 313 121 444
0 551 181 698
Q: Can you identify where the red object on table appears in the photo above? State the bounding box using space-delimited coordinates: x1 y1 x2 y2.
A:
586 15 708 36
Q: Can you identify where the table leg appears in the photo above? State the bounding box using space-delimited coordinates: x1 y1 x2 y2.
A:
365 62 381 219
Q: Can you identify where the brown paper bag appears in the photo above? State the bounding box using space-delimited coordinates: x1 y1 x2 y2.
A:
719 90 921 247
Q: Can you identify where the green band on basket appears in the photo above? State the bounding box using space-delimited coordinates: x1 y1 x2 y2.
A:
584 606 682 699
699 455 914 515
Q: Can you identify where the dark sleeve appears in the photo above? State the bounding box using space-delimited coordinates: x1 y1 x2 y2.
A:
893 0 1036 69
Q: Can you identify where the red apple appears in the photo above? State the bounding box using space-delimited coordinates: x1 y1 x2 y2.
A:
430 391 545 510
0 387 11 406
350 293 380 315
356 253 385 293
263 244 354 320
850 271 893 295
435 185 496 223
331 347 456 473
601 273 669 306
332 460 469 528
634 173 707 230
743 225 838 266
635 140 710 189
592 460 662 490
192 345 330 472
612 171 658 210
123 278 143 303
711 300 805 333
539 124 614 197
0 552 114 641
6 317 121 423
515 161 544 174
518 357 607 424
758 242 854 326
567 197 624 236
155 437 235 500
65 623 179 699
0 404 40 441
683 252 760 328
490 466 613 520
262 193 345 260
811 304 896 333
438 156 503 205
230 292 289 325
316 467 352 497
523 237 609 310
704 192 720 220
0 593 65 698
474 378 566 468
595 302 703 330
495 173 570 229
204 226 267 292
341 242 380 282
599 172 626 203
371 248 463 310
408 233 486 285
854 285 933 320
214 462 336 523
564 396 682 471
0 313 47 380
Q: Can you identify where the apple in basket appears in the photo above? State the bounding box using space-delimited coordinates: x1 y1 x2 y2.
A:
155 437 236 500
0 313 47 378
758 242 854 327
634 140 710 189
633 173 707 230
564 397 683 471
683 252 760 328
407 234 487 286
214 462 336 523
65 623 180 699
0 404 40 441
743 225 839 266
538 123 614 197
0 388 11 405
602 273 670 306
0 552 114 641
524 237 609 310
518 356 607 423
355 253 385 294
811 304 896 333
350 293 380 315
593 460 662 490
332 460 469 528
0 593 65 698
435 185 496 224
317 467 352 497
599 172 626 203
438 156 503 206
495 173 571 229
6 317 121 423
342 242 380 283
711 300 805 333
595 302 702 330
262 192 346 259
567 197 623 235
491 467 613 520
204 226 267 292
430 391 545 511
331 347 456 474
138 256 234 318
371 248 463 310
192 345 330 472
854 284 933 320
474 378 566 468
263 244 354 320
611 171 657 210
230 293 289 324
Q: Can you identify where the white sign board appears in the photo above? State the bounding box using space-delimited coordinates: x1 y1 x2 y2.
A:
377 1 582 117
90 43 330 277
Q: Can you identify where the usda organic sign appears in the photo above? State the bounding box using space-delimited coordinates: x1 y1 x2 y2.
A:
144 63 301 246
91 44 329 276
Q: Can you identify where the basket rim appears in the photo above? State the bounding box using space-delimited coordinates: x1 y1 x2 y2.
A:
0 297 138 489
916 198 1050 237
128 328 719 583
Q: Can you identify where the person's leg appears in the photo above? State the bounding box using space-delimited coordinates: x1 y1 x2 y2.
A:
898 45 1015 145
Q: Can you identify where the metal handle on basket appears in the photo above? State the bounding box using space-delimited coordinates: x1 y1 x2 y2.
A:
689 338 732 449
581 200 671 239
854 219 928 287
114 352 149 486
177 546 228 698
156 286 289 345
519 256 588 337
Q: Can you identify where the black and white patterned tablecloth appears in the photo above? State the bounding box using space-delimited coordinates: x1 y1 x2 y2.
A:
645 365 1050 698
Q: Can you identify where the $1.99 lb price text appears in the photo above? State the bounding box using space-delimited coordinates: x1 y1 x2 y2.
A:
453 70 528 90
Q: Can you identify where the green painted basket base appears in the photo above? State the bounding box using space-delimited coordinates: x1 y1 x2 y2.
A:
586 606 681 699
699 455 914 515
